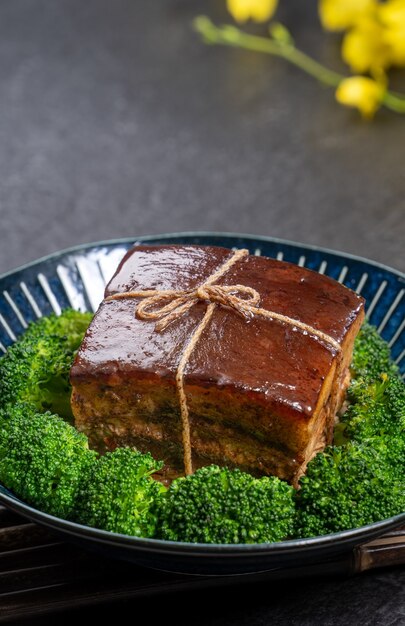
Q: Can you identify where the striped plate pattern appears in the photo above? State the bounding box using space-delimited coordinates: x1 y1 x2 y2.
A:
0 235 403 375
0 234 404 578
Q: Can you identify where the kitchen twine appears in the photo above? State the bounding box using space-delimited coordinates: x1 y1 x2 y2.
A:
106 248 341 476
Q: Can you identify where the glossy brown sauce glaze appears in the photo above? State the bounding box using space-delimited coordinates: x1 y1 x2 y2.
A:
71 245 364 423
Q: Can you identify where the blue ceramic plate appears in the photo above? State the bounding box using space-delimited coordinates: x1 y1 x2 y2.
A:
0 233 404 576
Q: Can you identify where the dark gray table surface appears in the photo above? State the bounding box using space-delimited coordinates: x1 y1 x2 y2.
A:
0 1 404 624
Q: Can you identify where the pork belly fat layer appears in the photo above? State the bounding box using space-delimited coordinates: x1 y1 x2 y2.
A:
70 244 365 483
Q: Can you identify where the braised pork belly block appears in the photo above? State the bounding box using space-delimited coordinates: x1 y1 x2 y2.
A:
70 245 365 485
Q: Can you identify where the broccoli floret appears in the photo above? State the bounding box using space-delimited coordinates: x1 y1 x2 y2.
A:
0 309 92 420
1 309 402 543
343 373 405 444
351 322 399 382
297 368 405 537
295 440 405 538
0 404 97 519
75 447 165 537
156 465 295 544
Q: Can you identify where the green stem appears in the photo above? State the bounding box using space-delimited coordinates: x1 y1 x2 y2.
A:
383 91 405 113
194 16 405 114
279 45 343 87
194 16 344 87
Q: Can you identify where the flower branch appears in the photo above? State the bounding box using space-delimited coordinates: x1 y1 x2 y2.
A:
194 16 405 117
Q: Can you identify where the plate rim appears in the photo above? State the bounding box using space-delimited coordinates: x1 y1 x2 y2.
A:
1 486 404 556
1 230 404 281
0 231 404 560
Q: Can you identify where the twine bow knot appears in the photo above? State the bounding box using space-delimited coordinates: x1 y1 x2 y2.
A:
105 248 341 476
132 283 261 332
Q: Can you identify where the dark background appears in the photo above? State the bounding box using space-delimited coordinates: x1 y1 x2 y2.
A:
0 0 404 276
0 0 404 623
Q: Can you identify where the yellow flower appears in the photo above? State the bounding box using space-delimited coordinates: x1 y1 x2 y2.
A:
379 0 405 67
319 0 376 31
227 0 278 23
335 76 385 118
342 16 391 74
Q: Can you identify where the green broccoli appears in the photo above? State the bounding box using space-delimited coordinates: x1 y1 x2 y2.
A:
0 308 92 420
296 369 405 537
75 447 166 537
295 439 405 538
351 321 399 382
156 465 295 544
1 309 402 544
342 373 405 444
0 404 97 519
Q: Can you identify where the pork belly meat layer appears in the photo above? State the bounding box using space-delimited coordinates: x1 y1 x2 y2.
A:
70 245 365 484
